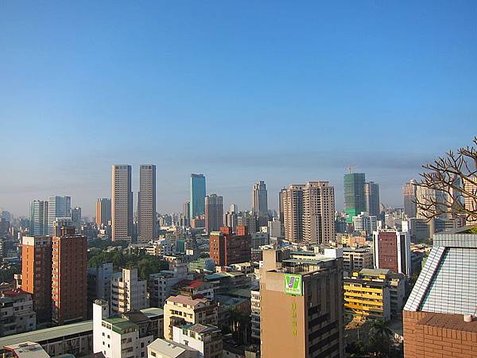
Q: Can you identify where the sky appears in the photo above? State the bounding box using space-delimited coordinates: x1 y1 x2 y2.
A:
1 1 477 218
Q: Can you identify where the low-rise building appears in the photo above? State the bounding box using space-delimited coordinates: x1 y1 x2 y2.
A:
0 290 36 337
343 268 406 321
149 264 192 307
93 300 154 358
147 338 200 358
163 295 218 340
111 268 149 314
342 247 373 274
172 324 222 358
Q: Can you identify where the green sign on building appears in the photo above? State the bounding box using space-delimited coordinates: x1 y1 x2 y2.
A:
284 274 303 296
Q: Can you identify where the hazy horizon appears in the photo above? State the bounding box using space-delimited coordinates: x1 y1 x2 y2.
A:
1 1 476 217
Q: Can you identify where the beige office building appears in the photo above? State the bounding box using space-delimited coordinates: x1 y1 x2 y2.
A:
138 165 157 243
110 268 148 314
111 165 133 241
303 181 336 244
95 198 111 227
260 249 344 358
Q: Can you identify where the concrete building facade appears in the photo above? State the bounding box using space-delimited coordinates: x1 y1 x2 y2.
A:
138 164 157 243
111 268 148 314
112 165 133 241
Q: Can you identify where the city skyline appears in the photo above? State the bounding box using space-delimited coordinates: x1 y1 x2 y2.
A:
1 1 477 217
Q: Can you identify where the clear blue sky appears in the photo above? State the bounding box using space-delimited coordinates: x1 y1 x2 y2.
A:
1 1 476 217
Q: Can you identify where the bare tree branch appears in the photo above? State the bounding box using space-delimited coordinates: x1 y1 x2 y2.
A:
415 137 477 223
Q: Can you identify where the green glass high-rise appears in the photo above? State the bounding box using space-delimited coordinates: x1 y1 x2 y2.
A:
344 173 366 223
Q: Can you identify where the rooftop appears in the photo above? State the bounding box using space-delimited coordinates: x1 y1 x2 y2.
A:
418 312 477 333
148 338 199 357
166 295 210 307
103 317 138 334
0 321 92 349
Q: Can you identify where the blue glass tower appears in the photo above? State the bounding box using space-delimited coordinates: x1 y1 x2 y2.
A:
190 174 206 220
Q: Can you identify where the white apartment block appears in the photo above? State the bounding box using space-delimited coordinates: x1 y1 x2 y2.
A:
111 268 149 314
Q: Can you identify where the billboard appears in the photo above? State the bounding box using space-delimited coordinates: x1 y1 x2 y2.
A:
284 274 303 296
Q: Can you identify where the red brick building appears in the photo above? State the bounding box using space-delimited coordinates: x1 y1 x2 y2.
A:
373 229 411 276
404 311 477 357
209 226 251 266
52 227 88 325
21 236 52 323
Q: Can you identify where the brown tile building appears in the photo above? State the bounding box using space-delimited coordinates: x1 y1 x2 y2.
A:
209 226 251 267
373 229 411 276
403 311 477 357
52 227 88 325
21 236 52 323
260 249 344 358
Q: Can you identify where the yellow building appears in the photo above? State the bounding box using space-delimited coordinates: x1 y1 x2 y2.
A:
343 269 392 321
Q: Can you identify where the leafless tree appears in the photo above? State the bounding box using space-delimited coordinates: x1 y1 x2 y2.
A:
415 137 477 222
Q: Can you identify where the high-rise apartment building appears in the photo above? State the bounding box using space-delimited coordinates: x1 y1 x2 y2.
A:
209 226 251 266
252 181 268 226
373 229 411 276
281 182 336 244
303 181 336 244
280 184 305 242
47 196 71 235
403 180 417 218
95 198 111 227
205 194 223 233
21 236 52 323
344 173 366 223
260 249 344 357
138 164 157 243
30 200 49 236
403 227 477 358
110 268 149 314
51 227 88 325
364 181 380 217
111 165 133 241
190 174 206 220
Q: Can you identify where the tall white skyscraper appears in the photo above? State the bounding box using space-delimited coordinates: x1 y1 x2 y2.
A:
47 196 71 235
138 164 156 243
112 165 133 241
30 200 48 236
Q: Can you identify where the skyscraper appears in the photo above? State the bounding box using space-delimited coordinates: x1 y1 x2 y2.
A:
280 185 305 242
252 181 268 226
138 164 156 243
47 196 71 235
303 181 336 244
190 174 206 220
112 165 133 241
72 207 81 231
205 194 223 233
30 200 48 236
403 179 417 218
463 176 477 225
344 173 366 223
364 181 380 217
51 227 88 325
95 198 111 227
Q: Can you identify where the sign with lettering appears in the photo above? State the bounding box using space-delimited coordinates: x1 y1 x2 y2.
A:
284 274 302 296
